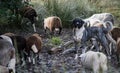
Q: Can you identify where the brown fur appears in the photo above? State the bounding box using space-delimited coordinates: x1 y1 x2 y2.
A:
111 27 120 41
117 38 120 54
25 33 42 64
111 27 120 64
116 38 120 64
26 33 42 54
44 16 62 34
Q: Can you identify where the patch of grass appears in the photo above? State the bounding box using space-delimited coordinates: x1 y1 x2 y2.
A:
50 37 62 46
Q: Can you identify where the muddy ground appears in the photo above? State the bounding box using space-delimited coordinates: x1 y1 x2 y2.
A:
15 28 120 73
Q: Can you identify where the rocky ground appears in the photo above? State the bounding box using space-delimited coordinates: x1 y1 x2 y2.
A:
15 28 120 73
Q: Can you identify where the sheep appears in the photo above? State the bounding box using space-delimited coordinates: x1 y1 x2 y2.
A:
0 38 16 73
44 16 62 35
19 6 38 32
79 51 108 73
26 33 42 64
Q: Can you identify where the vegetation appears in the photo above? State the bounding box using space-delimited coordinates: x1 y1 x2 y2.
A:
0 0 120 32
0 0 31 33
32 0 120 27
49 37 62 46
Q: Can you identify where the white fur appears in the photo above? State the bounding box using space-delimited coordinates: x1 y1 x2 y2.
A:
73 26 85 42
28 57 31 63
85 13 114 23
44 17 54 29
33 23 36 32
31 44 38 53
79 51 107 73
8 58 16 73
0 35 13 45
55 28 60 31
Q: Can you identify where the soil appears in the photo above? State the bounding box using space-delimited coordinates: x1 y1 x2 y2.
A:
15 28 120 73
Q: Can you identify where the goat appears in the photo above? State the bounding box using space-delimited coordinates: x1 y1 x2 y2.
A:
80 51 108 73
110 27 120 64
19 6 38 32
26 33 42 64
111 27 120 41
44 16 62 35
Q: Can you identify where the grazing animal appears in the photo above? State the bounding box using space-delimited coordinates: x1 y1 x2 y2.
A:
26 33 42 64
19 6 38 32
0 38 16 73
111 27 120 41
80 51 108 73
44 16 62 35
4 33 27 65
116 38 120 64
110 27 120 64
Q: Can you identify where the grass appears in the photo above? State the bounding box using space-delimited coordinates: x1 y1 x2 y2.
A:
49 37 62 46
31 0 96 28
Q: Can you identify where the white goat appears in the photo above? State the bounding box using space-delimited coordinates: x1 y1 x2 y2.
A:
80 51 108 73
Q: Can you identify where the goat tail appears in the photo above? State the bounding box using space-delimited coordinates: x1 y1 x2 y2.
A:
31 44 38 53
103 21 113 32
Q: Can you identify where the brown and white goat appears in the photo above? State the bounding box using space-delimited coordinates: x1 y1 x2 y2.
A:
44 16 62 35
80 51 108 73
0 37 16 73
26 33 42 64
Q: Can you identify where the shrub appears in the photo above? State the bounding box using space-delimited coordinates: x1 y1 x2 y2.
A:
50 37 62 46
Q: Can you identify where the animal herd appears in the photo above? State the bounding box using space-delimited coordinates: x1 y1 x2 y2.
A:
0 5 120 73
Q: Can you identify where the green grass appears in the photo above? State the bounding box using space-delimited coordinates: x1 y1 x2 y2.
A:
50 37 62 46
